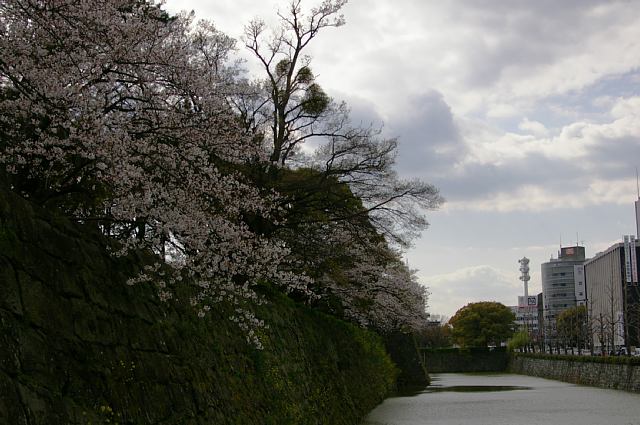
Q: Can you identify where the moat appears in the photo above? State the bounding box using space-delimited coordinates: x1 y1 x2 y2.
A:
364 373 640 425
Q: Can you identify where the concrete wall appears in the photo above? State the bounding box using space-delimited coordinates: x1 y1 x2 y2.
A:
509 355 640 392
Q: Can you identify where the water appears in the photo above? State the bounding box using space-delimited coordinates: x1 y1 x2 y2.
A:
364 373 640 425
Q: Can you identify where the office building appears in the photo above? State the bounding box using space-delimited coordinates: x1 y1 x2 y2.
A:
541 245 587 344
585 236 640 352
509 305 539 335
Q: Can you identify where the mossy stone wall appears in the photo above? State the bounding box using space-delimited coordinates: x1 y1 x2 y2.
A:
510 354 640 392
0 186 397 424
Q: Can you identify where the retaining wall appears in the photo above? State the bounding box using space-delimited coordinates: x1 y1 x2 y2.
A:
509 355 640 392
0 184 398 424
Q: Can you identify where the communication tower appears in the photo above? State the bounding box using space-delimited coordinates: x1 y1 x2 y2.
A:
519 257 531 299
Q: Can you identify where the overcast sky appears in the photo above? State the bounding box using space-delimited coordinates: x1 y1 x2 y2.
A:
165 0 640 318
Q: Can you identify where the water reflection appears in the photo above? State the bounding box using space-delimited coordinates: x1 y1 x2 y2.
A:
364 373 640 425
423 384 532 393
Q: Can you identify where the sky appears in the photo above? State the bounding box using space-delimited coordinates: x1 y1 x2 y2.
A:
164 0 640 319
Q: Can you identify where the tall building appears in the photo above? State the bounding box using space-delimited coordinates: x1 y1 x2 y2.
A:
537 292 544 340
541 245 587 345
585 236 640 352
636 197 640 239
509 305 539 335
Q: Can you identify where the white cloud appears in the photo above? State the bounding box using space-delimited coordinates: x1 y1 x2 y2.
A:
518 118 549 138
307 0 640 119
611 96 640 119
443 179 639 213
431 95 640 212
420 265 520 317
485 103 522 119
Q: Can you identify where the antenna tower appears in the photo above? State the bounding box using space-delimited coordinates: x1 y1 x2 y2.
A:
518 257 531 299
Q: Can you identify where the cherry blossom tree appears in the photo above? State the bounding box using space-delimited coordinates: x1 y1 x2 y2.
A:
270 172 429 331
1 0 438 338
0 0 308 345
318 235 430 332
237 0 440 330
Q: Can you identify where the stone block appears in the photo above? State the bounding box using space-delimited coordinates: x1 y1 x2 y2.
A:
18 271 73 337
0 257 23 315
71 298 115 344
0 372 28 425
0 314 22 376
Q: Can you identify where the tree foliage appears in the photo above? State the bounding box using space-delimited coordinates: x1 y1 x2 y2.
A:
0 0 298 346
0 0 441 339
557 305 589 349
266 167 430 332
234 0 442 332
507 330 530 352
238 0 443 248
449 302 515 347
416 323 453 349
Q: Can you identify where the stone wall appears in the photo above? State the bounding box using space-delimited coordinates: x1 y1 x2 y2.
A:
385 333 429 387
422 348 509 373
0 185 398 424
509 355 640 392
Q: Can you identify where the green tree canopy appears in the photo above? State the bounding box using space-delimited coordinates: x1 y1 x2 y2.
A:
449 302 515 347
557 305 588 348
507 330 530 352
416 323 453 349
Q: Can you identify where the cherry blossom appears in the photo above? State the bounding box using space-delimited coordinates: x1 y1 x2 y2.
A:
1 0 437 341
0 0 305 340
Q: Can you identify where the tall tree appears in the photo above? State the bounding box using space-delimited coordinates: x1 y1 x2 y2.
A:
557 305 589 354
1 0 438 338
241 0 347 165
234 0 441 332
238 0 443 248
0 0 303 345
449 302 515 347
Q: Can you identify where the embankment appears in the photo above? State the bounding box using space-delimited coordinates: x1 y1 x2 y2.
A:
422 347 509 373
509 353 640 392
0 186 398 424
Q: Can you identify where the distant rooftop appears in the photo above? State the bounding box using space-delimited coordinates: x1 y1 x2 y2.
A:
548 245 586 262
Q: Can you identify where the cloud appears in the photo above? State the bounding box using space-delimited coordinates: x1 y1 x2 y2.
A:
420 265 520 317
164 0 640 265
388 91 465 177
443 179 639 213
281 1 640 216
167 1 640 118
416 95 640 212
518 118 549 137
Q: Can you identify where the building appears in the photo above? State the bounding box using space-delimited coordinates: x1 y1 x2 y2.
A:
636 197 640 241
541 245 587 345
509 305 539 335
585 236 640 352
537 292 544 341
